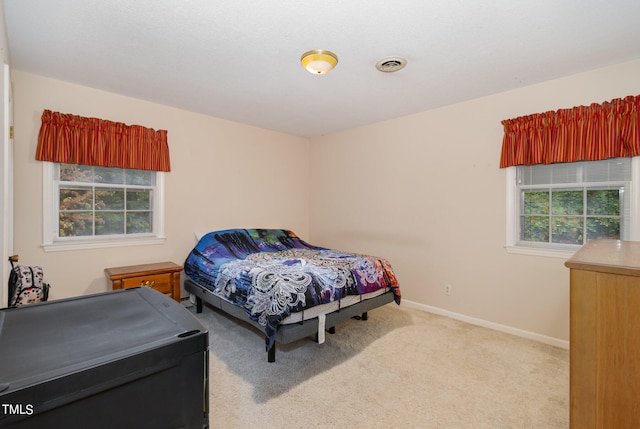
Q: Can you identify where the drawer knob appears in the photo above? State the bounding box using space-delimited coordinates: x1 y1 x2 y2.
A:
141 280 156 287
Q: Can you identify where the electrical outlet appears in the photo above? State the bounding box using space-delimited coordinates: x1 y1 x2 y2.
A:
444 284 451 295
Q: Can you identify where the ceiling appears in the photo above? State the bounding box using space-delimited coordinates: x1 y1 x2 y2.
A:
3 0 640 138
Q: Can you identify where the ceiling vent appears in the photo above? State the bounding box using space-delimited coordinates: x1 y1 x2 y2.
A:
375 57 407 73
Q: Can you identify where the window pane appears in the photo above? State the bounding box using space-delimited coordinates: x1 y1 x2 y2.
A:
583 161 607 182
515 158 631 250
608 159 632 181
55 163 158 242
587 189 620 215
551 217 583 245
96 212 125 235
530 164 552 185
127 190 151 210
520 164 559 185
60 164 94 182
523 191 549 214
551 163 577 184
94 166 125 184
59 212 93 237
522 158 631 186
59 187 93 210
587 218 620 240
517 166 531 186
96 189 124 210
552 190 583 215
125 169 153 186
127 212 152 233
521 216 549 242
583 158 631 182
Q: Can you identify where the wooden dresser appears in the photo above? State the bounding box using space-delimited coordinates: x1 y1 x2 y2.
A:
565 239 640 428
105 262 183 303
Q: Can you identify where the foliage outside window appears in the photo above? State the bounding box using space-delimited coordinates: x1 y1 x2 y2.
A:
56 163 156 239
516 158 631 249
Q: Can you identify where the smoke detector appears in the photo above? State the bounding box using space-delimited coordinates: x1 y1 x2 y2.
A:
375 56 407 73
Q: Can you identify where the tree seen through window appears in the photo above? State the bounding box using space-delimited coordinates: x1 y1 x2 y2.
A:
58 164 154 238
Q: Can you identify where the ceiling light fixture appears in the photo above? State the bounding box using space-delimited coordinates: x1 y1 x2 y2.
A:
301 50 338 75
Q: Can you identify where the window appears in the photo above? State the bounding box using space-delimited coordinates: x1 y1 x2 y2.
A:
506 157 639 257
42 162 165 251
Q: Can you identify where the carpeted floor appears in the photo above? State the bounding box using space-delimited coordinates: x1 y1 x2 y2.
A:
188 302 569 428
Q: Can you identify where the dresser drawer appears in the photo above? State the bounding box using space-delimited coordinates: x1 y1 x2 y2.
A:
121 273 172 294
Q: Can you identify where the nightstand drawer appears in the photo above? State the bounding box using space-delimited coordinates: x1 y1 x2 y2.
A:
121 273 172 294
105 262 183 303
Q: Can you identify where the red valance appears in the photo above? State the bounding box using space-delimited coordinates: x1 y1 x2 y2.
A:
36 110 171 172
499 95 640 168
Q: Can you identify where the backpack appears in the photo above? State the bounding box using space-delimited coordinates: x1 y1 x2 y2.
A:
8 256 51 308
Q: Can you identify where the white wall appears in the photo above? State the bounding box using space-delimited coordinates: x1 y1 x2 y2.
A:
309 59 640 344
0 1 10 306
12 71 310 300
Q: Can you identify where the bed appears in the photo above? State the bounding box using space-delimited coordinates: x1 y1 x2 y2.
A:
183 228 401 362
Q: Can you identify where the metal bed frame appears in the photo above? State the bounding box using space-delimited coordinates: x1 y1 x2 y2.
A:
185 278 395 362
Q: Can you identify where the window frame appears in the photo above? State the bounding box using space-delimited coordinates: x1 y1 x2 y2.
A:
42 162 165 252
505 157 640 259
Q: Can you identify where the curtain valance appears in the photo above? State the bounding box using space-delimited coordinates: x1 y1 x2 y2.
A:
36 110 171 172
499 95 640 168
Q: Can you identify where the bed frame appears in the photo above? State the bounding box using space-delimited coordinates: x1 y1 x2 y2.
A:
185 278 395 362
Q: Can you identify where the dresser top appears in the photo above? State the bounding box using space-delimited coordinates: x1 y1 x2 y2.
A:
565 239 640 276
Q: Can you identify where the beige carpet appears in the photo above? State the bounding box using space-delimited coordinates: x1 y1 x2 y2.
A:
188 302 568 428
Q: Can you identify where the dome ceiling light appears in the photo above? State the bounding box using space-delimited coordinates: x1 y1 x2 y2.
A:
375 57 407 73
301 50 338 75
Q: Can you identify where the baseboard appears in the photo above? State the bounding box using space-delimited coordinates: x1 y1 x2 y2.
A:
401 299 569 350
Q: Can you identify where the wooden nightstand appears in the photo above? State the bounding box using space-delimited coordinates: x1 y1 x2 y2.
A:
105 262 183 303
